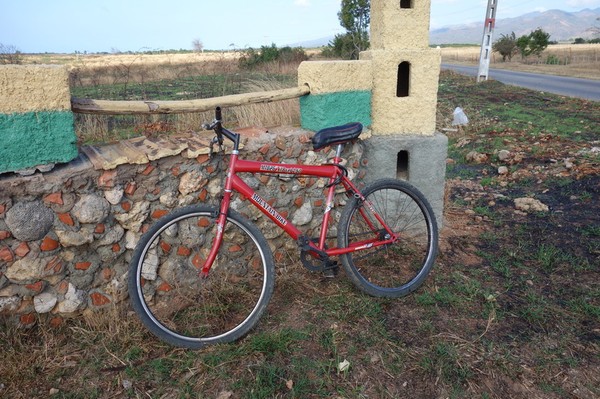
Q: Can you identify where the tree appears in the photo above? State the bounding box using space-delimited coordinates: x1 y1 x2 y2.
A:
0 43 23 65
323 0 370 60
192 38 204 53
493 32 518 62
516 28 550 59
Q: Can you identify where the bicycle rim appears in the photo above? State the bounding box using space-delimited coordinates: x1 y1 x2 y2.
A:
339 179 438 297
129 206 274 348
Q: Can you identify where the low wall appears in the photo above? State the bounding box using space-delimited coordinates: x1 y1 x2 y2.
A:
0 129 365 326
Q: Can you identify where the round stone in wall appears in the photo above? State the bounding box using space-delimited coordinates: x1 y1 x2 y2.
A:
5 201 54 241
72 194 110 224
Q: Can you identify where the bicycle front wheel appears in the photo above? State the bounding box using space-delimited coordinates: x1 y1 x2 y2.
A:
128 205 275 349
338 179 438 298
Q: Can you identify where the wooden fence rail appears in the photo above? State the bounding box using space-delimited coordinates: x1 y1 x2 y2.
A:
71 84 311 115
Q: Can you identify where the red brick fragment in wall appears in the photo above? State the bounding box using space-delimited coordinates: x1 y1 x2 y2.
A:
95 224 105 234
177 246 191 256
229 245 242 253
43 192 63 205
0 204 5 215
50 317 63 328
197 154 210 164
75 262 92 271
90 292 111 306
99 170 117 188
152 209 168 219
58 213 75 226
25 281 44 293
102 268 113 280
157 282 172 292
294 197 304 207
45 256 63 273
40 237 60 251
141 164 155 176
259 143 270 155
56 280 69 295
121 201 131 212
20 313 36 325
198 189 208 202
14 242 30 257
0 247 14 262
125 182 137 196
0 231 11 240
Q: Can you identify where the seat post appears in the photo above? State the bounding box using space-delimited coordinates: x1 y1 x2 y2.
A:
335 143 344 159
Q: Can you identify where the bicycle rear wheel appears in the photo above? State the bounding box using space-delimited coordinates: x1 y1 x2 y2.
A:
128 205 275 349
338 179 438 298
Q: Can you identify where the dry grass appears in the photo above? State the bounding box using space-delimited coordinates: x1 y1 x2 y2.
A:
231 78 301 128
442 43 600 80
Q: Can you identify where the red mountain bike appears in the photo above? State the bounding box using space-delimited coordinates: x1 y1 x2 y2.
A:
129 107 438 349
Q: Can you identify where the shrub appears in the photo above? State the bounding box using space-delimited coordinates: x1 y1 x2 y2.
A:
239 44 307 69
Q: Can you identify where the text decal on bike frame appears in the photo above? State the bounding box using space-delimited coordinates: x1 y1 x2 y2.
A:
251 193 288 226
259 164 303 174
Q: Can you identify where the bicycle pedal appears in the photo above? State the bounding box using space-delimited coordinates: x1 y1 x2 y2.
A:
322 263 339 279
322 268 337 278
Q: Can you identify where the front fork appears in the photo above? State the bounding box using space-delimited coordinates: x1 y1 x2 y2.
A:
200 152 238 278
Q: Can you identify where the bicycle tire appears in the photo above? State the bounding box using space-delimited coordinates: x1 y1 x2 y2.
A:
128 205 275 349
338 179 438 298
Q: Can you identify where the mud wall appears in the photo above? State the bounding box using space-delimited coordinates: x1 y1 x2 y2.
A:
0 65 78 174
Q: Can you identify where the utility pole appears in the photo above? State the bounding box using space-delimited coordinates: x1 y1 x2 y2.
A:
477 0 498 82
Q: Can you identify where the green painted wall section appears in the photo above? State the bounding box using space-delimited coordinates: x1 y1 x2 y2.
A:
300 91 372 132
0 111 78 174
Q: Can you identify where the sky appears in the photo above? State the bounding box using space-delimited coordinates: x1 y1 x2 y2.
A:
1 0 600 53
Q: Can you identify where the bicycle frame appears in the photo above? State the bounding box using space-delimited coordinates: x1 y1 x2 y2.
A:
200 126 398 277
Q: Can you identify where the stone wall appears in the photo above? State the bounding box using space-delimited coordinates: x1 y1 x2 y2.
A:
0 129 365 326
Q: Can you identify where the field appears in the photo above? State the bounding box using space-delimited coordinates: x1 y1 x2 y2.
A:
441 43 600 80
1 69 599 398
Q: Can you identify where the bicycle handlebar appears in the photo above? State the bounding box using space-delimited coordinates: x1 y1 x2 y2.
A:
202 107 241 151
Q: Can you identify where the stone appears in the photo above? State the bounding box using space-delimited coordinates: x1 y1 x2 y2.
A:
5 257 46 282
55 227 94 247
114 201 150 231
498 166 509 175
514 197 549 213
104 187 124 205
5 201 54 241
159 191 178 207
72 194 110 224
93 224 124 248
125 230 139 250
34 292 58 313
141 247 159 281
0 296 21 313
466 151 488 164
497 150 511 162
56 283 86 313
179 171 205 196
292 202 313 226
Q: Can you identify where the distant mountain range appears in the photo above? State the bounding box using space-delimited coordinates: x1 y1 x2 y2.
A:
429 8 600 45
293 8 600 47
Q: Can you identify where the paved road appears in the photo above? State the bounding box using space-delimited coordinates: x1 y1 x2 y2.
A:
442 64 600 102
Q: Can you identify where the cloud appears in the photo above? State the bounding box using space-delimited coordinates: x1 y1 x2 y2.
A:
294 0 311 6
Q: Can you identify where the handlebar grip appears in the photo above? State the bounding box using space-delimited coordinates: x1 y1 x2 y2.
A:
215 106 222 121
